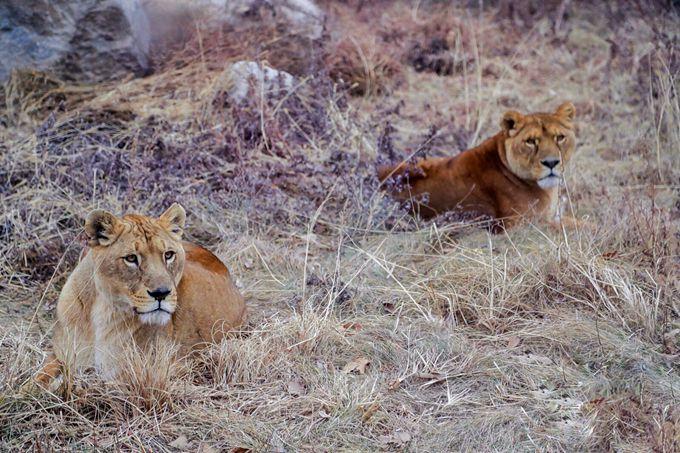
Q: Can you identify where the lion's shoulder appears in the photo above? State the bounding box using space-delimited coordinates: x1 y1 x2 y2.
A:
182 241 229 275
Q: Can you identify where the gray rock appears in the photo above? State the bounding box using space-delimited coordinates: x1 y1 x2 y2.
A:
0 0 150 82
277 0 324 39
228 61 295 103
196 0 325 40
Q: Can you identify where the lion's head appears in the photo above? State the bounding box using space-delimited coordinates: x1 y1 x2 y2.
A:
501 102 576 189
84 203 187 326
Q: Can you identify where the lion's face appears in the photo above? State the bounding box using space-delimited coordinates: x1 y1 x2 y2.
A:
501 102 576 189
84 204 187 326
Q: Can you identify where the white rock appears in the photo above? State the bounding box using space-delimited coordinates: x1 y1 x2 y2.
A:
223 0 324 39
228 61 295 103
278 0 325 39
143 0 324 43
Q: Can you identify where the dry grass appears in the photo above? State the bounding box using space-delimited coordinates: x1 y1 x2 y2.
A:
1 1 678 451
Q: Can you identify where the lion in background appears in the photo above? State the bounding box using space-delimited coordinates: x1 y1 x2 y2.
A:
378 102 578 231
37 203 246 384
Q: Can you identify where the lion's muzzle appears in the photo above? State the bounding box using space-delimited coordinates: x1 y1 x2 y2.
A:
537 172 561 189
135 296 176 325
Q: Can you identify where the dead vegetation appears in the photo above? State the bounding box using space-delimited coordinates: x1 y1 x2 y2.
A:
0 1 678 451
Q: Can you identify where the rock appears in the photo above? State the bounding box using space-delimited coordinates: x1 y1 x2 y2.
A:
219 0 325 39
0 0 150 83
278 0 325 39
228 61 295 103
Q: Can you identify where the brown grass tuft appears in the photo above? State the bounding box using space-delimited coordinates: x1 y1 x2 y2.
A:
325 33 401 96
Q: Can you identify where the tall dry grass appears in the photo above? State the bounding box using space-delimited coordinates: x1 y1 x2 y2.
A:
0 0 678 451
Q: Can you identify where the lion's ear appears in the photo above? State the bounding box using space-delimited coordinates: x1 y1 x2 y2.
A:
555 101 575 121
159 203 186 239
85 210 119 247
501 110 523 136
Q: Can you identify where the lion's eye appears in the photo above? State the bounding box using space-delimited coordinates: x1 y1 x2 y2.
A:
123 254 138 265
556 134 566 143
164 251 176 262
525 138 538 147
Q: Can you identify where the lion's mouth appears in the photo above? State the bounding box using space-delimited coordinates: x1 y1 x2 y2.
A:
135 304 174 326
134 300 175 316
537 173 561 189
135 307 172 315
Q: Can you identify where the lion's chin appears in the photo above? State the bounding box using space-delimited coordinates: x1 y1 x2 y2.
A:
537 175 560 189
138 310 172 326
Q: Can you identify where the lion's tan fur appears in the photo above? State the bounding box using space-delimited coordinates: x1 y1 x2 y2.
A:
37 204 246 383
378 102 578 230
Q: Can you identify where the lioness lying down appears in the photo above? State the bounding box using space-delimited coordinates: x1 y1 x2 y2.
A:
37 203 246 384
378 102 578 231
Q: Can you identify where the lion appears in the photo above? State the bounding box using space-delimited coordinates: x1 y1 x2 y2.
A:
378 102 578 231
36 203 246 385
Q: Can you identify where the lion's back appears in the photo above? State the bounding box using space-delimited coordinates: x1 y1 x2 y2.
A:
174 242 246 347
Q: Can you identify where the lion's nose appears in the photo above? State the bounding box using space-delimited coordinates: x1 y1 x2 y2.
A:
541 158 560 170
148 288 171 301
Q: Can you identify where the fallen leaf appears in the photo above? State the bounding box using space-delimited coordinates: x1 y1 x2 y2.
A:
523 352 552 365
230 448 252 453
601 250 618 260
507 336 521 348
361 402 380 422
387 379 402 391
342 356 371 374
588 397 606 406
394 430 412 443
340 322 363 332
170 435 189 450
287 380 305 396
379 430 412 446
